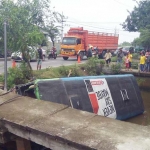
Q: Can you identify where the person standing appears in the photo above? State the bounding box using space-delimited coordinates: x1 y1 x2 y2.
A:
104 50 112 66
140 52 146 72
87 46 93 58
145 50 150 72
128 51 133 71
37 46 43 70
124 55 129 71
117 48 124 66
95 46 99 58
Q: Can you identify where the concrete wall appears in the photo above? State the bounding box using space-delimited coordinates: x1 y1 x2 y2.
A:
0 90 150 150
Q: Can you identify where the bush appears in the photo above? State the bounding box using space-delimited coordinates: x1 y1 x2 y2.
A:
57 65 69 77
132 53 139 59
0 75 4 83
58 64 83 77
7 62 33 90
132 62 138 69
99 59 105 65
70 64 83 77
85 57 104 75
110 64 121 74
136 77 145 86
111 56 117 62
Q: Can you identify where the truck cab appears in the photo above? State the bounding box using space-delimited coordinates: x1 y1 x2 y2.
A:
61 36 85 60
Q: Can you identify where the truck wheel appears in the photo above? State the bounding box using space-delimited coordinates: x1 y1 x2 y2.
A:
63 57 69 60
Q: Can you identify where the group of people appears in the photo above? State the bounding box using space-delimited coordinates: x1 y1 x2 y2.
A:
104 47 133 71
139 50 150 72
104 47 150 72
37 45 150 72
87 46 99 58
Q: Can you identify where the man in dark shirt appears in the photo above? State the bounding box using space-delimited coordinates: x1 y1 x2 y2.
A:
37 46 43 70
87 46 93 58
117 47 124 66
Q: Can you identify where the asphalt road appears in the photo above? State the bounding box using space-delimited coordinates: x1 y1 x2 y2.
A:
0 57 87 74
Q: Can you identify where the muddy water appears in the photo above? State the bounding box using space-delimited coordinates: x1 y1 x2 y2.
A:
126 77 150 126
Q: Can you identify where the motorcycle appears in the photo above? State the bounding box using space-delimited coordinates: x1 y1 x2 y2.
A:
48 50 57 59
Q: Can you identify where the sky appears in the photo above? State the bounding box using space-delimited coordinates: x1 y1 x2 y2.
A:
51 0 141 44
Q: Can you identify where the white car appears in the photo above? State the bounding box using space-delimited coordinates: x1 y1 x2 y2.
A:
42 49 47 61
11 47 47 61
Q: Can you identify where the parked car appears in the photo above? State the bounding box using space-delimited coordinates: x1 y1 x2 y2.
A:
42 49 47 61
122 46 135 55
11 47 47 61
134 46 145 53
0 51 12 58
113 47 122 56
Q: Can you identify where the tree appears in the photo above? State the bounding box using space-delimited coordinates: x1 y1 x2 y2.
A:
132 37 141 47
131 25 150 49
45 24 60 46
122 0 150 32
0 0 59 69
138 25 150 49
119 41 131 47
44 13 66 46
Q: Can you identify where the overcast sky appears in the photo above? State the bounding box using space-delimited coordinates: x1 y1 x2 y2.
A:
51 0 141 44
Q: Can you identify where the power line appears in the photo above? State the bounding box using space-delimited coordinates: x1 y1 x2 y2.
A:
66 20 131 33
113 0 132 8
65 22 139 38
67 20 121 24
68 16 121 24
67 21 116 31
66 20 139 34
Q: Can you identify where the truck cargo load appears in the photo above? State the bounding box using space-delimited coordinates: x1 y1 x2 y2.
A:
61 27 119 60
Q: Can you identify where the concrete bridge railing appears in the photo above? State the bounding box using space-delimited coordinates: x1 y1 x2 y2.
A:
0 90 150 150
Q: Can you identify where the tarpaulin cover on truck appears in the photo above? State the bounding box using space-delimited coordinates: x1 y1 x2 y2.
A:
31 74 144 120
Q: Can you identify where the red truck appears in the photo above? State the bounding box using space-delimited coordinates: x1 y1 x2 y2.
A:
60 27 119 60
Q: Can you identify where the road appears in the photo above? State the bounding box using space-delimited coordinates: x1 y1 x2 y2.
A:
0 57 87 73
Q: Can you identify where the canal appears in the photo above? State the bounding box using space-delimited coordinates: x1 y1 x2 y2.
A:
126 77 150 126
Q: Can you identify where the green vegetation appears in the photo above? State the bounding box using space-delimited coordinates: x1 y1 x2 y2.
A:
132 62 139 69
3 62 32 90
0 0 63 69
33 64 85 79
110 64 121 74
0 58 105 89
122 0 150 32
123 0 150 49
132 53 139 60
0 54 142 90
119 41 131 47
85 57 105 75
111 56 117 62
136 77 145 86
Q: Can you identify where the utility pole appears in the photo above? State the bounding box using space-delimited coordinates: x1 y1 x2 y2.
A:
61 12 65 41
114 27 117 35
61 12 68 41
4 20 7 91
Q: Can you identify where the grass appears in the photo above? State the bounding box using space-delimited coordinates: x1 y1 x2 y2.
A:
0 56 142 89
33 64 87 79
